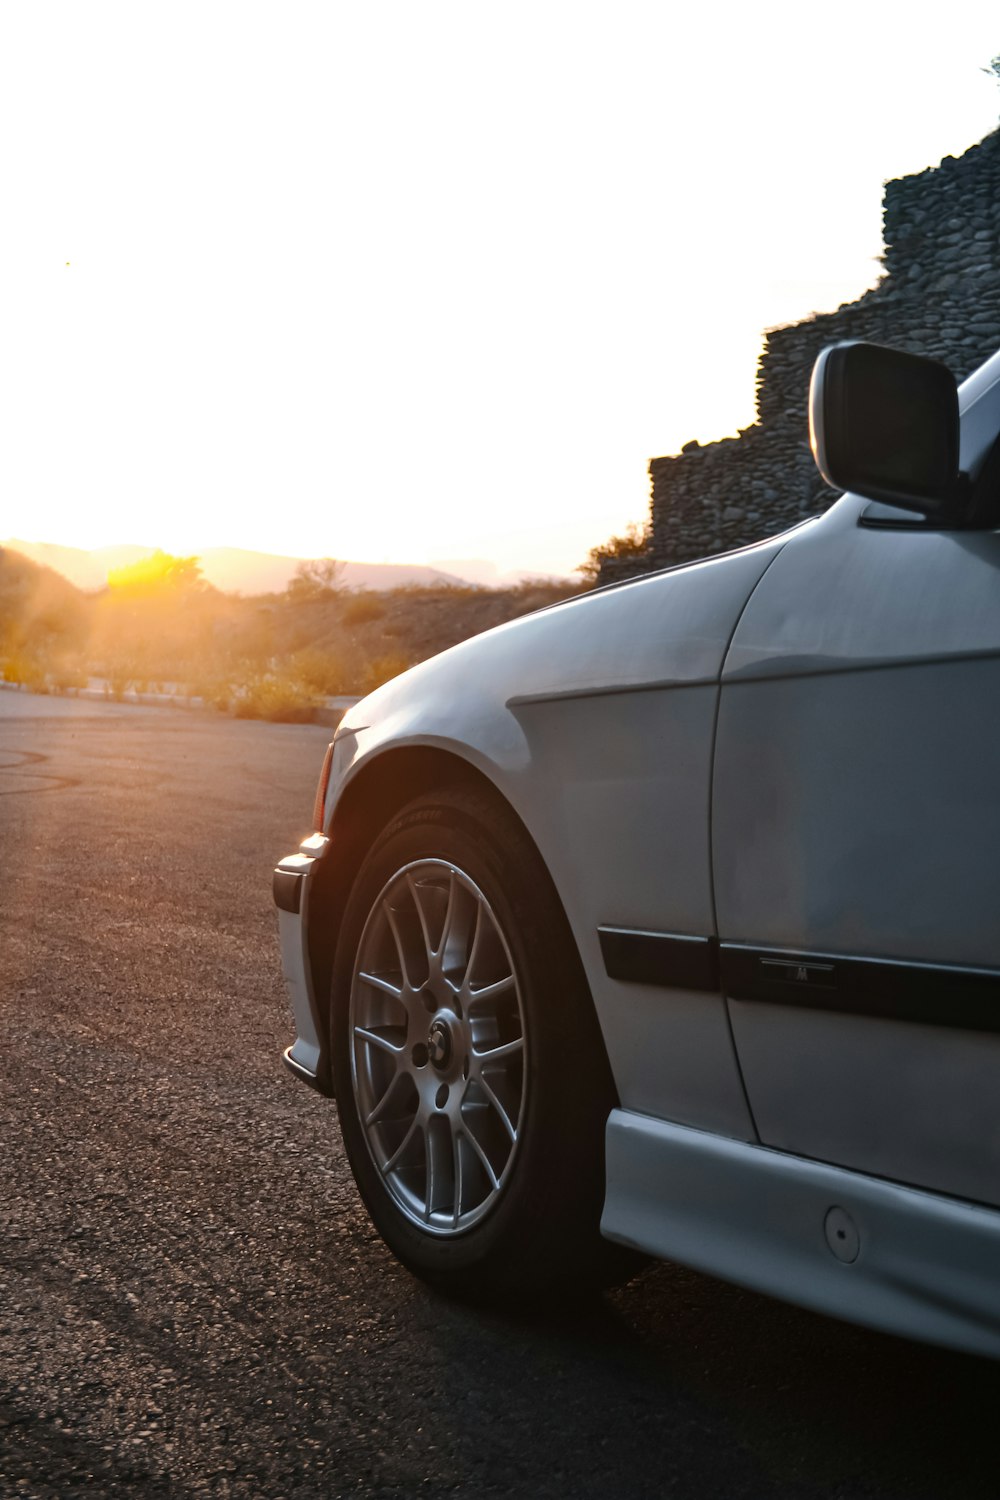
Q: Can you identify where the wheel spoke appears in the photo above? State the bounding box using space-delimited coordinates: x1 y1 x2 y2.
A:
452 1129 464 1227
437 868 457 960
473 1036 523 1063
381 1114 420 1174
468 974 515 1007
479 1074 517 1143
365 1070 407 1127
383 900 415 990
357 970 403 1002
406 873 434 966
425 1121 446 1221
464 901 484 984
354 1025 405 1057
460 1123 500 1192
424 1123 433 1219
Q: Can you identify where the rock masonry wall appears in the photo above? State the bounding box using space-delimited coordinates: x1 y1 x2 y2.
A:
599 127 1000 583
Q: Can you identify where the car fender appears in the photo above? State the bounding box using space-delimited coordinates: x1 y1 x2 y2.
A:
328 528 799 853
321 530 796 1129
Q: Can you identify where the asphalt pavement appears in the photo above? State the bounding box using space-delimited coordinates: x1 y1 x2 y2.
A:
1 692 999 1499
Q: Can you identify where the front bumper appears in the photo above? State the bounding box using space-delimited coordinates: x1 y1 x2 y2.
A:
273 833 334 1095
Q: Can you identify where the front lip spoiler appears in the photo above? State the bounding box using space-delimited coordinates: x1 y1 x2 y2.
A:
274 860 307 914
282 1046 332 1095
273 833 331 914
274 833 335 1096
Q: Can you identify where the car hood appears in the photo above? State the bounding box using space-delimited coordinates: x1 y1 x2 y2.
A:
336 525 809 753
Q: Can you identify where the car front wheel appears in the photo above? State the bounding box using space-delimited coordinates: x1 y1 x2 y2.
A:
330 785 629 1297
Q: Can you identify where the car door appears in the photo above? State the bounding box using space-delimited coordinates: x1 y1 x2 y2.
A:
712 478 1000 1207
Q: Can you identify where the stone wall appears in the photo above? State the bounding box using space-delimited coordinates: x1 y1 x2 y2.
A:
599 127 1000 583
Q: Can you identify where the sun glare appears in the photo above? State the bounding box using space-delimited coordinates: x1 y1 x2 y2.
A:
106 551 203 596
0 6 997 577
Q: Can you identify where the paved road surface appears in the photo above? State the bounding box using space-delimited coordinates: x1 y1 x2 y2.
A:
1 693 998 1498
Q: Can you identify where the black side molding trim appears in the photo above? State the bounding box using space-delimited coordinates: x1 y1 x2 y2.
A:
599 928 720 991
721 944 1000 1034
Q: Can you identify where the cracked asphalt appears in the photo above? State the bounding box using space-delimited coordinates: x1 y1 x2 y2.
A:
2 692 999 1499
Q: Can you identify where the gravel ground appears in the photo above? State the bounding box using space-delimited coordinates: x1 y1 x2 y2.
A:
2 693 999 1499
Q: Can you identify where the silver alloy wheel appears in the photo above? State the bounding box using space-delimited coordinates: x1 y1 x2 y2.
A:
349 858 527 1236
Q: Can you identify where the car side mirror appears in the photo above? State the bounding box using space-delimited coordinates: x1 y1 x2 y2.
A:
809 342 962 519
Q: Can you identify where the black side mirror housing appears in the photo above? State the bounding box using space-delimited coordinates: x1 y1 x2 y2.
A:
809 342 962 519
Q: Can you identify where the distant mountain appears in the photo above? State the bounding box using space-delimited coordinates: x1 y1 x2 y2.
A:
197 548 463 594
431 558 573 588
2 540 147 591
2 540 465 594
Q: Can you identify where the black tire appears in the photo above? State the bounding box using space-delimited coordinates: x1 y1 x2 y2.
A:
330 784 634 1298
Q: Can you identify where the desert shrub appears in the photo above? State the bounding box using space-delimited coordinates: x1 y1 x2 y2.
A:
392 581 482 602
289 647 352 697
507 587 559 618
105 661 135 701
49 659 88 692
285 557 344 602
233 672 316 723
186 674 235 712
578 522 649 584
358 651 413 696
2 651 49 692
341 591 384 626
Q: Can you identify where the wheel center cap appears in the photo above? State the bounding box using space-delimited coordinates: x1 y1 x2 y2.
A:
427 1019 452 1068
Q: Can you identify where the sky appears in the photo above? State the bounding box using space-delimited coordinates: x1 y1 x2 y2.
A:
1 4 998 582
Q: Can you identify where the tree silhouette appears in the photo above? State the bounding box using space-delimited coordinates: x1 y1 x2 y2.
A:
286 557 344 601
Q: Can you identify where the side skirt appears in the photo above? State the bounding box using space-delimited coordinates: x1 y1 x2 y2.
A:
602 1110 1000 1360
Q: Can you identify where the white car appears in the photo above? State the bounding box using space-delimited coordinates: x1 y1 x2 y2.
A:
275 340 1000 1358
